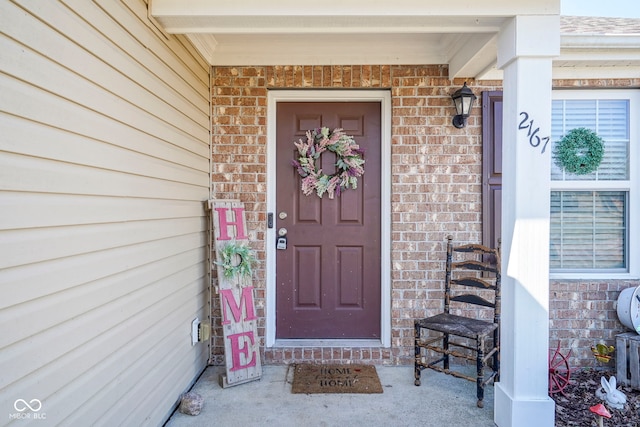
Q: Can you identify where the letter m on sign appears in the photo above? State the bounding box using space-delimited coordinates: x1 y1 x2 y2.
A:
220 287 257 325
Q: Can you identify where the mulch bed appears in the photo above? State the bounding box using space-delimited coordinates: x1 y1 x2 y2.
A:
552 368 640 426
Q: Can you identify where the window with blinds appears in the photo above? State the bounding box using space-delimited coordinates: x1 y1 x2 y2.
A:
550 191 626 270
550 97 631 272
551 100 630 181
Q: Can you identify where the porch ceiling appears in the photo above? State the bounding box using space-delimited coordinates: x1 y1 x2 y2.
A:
149 1 640 80
148 0 521 80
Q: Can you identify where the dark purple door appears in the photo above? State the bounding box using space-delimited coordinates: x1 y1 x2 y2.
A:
275 102 381 339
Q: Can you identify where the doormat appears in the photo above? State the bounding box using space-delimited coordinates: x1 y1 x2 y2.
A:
291 364 383 394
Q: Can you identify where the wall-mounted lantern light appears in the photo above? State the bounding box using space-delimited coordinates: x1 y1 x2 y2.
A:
451 82 477 128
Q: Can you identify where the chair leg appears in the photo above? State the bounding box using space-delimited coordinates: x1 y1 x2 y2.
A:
443 333 449 371
476 338 485 408
414 323 421 386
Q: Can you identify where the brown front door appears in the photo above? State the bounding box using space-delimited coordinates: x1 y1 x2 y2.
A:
275 102 381 339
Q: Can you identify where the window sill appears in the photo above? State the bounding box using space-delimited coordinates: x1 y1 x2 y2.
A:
550 272 639 281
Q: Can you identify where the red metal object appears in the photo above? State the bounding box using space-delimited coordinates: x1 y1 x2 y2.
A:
549 342 572 396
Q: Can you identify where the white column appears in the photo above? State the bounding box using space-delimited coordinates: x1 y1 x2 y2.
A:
494 15 559 427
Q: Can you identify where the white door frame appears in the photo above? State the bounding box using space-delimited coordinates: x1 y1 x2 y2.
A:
266 90 392 348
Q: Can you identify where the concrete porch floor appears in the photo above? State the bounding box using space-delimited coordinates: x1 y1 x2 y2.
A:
165 365 496 427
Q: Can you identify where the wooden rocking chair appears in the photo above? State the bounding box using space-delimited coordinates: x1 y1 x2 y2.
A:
414 235 501 408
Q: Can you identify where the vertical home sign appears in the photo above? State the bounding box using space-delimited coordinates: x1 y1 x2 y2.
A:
210 200 262 387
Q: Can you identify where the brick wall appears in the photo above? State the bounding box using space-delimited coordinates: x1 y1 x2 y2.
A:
210 65 640 368
550 280 639 368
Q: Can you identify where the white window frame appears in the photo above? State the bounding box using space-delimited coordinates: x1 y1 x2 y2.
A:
550 89 639 280
265 90 392 348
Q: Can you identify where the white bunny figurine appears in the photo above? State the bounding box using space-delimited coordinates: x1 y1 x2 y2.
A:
595 375 627 410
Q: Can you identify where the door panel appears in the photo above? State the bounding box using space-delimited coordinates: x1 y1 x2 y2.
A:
275 102 381 339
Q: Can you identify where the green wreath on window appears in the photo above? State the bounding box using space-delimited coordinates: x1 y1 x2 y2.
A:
215 241 257 279
553 127 604 175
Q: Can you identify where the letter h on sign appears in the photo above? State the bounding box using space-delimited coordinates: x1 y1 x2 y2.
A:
214 207 248 241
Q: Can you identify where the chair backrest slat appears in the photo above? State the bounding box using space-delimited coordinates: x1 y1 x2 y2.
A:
451 277 495 290
444 235 501 319
451 261 498 274
451 294 495 308
453 243 493 254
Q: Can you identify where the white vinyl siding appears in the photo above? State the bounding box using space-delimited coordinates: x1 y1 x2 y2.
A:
0 0 210 425
550 90 639 279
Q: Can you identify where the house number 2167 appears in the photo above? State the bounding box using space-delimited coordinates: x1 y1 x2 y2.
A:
518 112 550 154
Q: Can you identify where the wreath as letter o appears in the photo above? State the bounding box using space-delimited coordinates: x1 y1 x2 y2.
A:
291 127 365 199
553 127 604 175
215 242 257 279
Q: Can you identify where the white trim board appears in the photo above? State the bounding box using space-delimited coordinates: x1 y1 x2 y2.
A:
266 90 392 348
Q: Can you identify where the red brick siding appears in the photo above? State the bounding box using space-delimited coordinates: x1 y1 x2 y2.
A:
210 65 640 367
550 280 639 368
